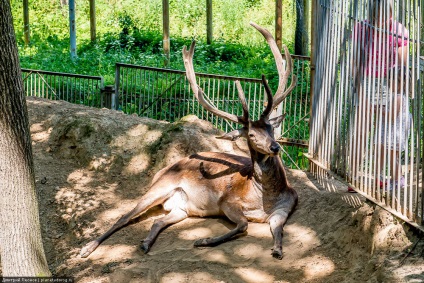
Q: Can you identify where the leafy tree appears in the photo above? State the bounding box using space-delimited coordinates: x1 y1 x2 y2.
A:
0 0 50 276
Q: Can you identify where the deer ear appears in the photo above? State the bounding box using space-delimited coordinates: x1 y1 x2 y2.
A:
269 114 287 128
216 128 246 141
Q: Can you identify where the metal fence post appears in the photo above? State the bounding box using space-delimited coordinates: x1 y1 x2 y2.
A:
101 85 114 109
113 64 120 110
69 0 77 59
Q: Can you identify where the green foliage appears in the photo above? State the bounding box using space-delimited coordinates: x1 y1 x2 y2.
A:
11 0 309 169
11 0 295 45
12 0 297 86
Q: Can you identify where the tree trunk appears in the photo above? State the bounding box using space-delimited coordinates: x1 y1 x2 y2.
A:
275 0 283 51
295 0 309 55
206 0 212 44
0 1 51 276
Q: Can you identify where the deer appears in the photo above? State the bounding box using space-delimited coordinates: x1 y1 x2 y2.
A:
80 22 298 260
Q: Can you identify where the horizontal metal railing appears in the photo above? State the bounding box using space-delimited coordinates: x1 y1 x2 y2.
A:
115 63 264 133
20 54 311 169
116 58 311 169
21 68 105 108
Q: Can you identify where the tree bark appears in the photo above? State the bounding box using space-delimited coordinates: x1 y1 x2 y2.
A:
206 0 212 44
0 1 51 276
162 0 170 67
23 0 30 45
275 0 283 51
295 0 309 55
89 0 96 42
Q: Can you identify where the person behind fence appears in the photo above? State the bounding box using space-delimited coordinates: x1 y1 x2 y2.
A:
374 67 411 191
348 0 409 192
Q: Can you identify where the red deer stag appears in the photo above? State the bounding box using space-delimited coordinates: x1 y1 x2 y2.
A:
80 22 298 259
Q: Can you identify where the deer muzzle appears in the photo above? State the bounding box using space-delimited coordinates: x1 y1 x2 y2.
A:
269 143 280 155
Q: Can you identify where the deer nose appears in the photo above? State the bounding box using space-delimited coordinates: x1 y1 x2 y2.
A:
270 144 280 154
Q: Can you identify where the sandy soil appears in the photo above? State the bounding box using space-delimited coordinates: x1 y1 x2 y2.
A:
3 97 424 282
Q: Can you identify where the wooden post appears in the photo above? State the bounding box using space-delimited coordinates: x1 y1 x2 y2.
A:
421 0 424 53
309 0 317 156
69 0 77 58
303 0 310 54
272 0 283 137
23 0 30 45
206 0 212 44
163 0 170 67
275 0 282 51
89 0 96 42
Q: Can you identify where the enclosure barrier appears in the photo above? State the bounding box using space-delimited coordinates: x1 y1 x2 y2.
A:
115 58 311 169
308 0 423 228
115 63 264 132
21 68 104 108
20 55 311 169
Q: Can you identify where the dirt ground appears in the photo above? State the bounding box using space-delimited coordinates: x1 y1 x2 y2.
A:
4 96 424 282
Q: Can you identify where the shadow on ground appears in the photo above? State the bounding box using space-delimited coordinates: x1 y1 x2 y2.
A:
21 97 424 282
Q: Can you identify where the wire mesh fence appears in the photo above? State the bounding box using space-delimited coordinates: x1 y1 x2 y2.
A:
20 55 311 170
279 55 311 168
116 59 311 169
21 69 104 108
309 0 423 226
115 63 265 133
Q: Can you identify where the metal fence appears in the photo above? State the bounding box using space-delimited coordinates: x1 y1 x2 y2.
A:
21 69 105 108
115 63 265 133
279 55 311 169
115 58 311 169
20 56 311 170
309 0 423 227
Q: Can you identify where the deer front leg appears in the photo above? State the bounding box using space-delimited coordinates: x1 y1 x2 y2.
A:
268 210 289 260
194 202 248 247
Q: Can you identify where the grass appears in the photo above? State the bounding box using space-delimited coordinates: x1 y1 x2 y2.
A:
18 30 284 87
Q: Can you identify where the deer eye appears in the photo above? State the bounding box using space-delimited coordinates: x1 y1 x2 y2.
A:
249 133 255 138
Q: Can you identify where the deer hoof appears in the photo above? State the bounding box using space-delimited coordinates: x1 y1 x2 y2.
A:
80 241 99 258
193 238 211 247
140 241 151 254
271 249 283 260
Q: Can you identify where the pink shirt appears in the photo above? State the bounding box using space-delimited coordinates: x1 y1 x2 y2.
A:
352 19 409 77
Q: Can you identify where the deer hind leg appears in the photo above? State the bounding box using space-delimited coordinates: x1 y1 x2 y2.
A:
80 186 175 258
141 188 188 253
194 201 248 247
268 210 289 260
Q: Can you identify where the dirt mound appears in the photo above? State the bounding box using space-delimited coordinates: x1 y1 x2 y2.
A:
3 96 424 282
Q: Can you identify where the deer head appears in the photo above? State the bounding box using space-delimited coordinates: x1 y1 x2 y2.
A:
182 22 297 158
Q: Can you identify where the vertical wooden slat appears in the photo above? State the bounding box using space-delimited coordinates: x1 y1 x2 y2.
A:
309 0 317 158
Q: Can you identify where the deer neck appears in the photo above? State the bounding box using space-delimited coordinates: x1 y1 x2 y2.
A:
249 150 288 192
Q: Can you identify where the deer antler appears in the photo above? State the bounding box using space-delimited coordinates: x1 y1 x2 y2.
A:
261 75 274 118
250 22 297 117
235 80 249 122
182 41 249 124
